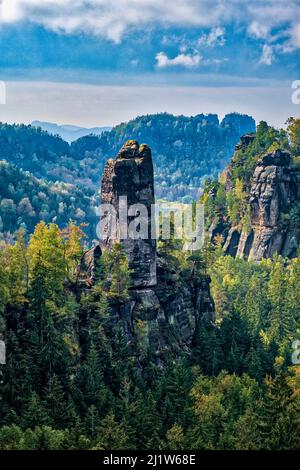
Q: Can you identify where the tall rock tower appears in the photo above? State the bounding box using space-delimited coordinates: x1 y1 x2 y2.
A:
100 140 157 287
94 139 215 363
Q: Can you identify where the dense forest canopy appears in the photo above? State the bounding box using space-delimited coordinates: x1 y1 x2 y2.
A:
0 223 299 450
0 112 255 205
77 112 255 201
0 117 299 451
0 161 98 243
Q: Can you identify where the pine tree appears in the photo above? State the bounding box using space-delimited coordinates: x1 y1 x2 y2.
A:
267 257 296 347
161 358 193 429
0 250 8 313
189 375 227 449
105 244 131 302
286 117 300 156
1 233 28 309
257 371 300 449
1 329 33 416
72 342 108 414
22 392 52 429
0 424 23 450
62 223 86 283
66 417 91 450
192 319 225 377
130 390 162 449
28 222 66 308
163 424 186 450
244 344 264 381
93 412 132 450
44 375 75 429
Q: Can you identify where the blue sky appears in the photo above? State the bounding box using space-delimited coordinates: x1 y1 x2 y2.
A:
0 0 299 127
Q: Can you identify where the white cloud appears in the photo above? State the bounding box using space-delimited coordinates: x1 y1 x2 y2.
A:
247 1 300 65
207 27 225 46
259 44 274 65
290 23 300 48
0 0 228 43
0 0 299 50
248 21 269 40
198 27 225 47
156 51 201 68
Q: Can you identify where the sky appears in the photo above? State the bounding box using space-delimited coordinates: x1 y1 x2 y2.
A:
0 0 299 128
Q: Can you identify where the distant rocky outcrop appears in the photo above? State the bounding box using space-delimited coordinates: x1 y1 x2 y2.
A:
209 137 300 261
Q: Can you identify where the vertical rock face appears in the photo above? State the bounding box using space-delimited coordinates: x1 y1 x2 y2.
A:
246 150 297 260
101 140 157 287
209 138 300 261
95 140 216 364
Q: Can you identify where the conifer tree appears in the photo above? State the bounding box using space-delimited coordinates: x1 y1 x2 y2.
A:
257 371 300 449
106 243 131 302
22 392 51 429
44 375 75 429
93 412 132 450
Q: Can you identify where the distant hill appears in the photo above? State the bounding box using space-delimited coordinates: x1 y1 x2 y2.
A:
1 113 256 203
73 112 256 200
0 160 98 242
0 112 256 240
31 120 112 143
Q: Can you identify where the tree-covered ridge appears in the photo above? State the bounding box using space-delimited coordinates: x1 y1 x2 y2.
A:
0 113 255 204
0 161 98 242
0 223 299 450
0 122 69 175
0 113 255 240
0 123 103 189
203 119 300 230
82 112 255 201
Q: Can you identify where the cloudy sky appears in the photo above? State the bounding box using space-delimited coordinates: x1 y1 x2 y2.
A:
0 0 299 127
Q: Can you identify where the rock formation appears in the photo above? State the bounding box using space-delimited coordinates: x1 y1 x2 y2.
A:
210 138 300 261
246 149 298 260
95 140 215 363
79 245 102 285
100 140 156 287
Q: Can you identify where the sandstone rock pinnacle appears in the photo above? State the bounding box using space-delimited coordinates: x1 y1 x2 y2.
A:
100 140 157 287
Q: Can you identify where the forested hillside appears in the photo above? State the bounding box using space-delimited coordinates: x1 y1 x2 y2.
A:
74 112 255 200
0 161 98 242
0 117 299 451
202 118 300 260
0 223 299 450
0 113 255 240
0 113 255 205
0 123 101 189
